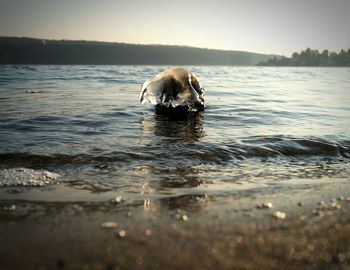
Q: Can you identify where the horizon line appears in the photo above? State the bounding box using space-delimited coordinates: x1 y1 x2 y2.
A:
0 35 283 57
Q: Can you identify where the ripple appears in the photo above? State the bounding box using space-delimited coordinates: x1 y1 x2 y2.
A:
240 136 350 158
0 137 348 169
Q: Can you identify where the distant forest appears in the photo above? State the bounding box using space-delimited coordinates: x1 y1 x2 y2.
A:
258 48 350 66
0 37 274 66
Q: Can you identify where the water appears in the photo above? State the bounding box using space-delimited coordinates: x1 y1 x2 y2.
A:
0 65 350 205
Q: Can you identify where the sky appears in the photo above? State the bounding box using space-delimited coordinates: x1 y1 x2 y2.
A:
0 0 349 56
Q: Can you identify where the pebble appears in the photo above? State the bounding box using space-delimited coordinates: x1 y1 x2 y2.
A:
274 211 286 219
318 201 326 207
330 202 342 210
257 202 273 209
235 236 243 244
3 205 16 212
337 253 346 262
101 222 117 229
136 256 144 265
314 210 325 217
115 196 123 203
181 215 189 221
307 244 314 251
175 214 189 221
72 204 83 211
117 230 126 238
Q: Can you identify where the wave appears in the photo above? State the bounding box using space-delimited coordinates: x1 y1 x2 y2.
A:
238 136 350 158
0 137 349 168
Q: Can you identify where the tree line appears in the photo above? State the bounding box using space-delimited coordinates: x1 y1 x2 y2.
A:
0 37 273 66
258 48 350 66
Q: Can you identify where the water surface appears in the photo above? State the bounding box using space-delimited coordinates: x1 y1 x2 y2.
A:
0 65 349 206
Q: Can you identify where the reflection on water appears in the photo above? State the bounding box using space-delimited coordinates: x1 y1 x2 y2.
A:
140 111 205 143
142 193 209 213
157 166 205 189
135 143 208 210
138 112 208 209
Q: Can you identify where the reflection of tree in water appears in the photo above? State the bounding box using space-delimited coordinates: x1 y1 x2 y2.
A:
140 112 205 143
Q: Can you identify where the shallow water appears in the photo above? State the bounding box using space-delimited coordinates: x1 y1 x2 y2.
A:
0 65 349 206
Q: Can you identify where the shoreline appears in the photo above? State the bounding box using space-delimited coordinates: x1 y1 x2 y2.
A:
1 178 349 269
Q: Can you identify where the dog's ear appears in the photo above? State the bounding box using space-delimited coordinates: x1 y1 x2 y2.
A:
189 73 204 96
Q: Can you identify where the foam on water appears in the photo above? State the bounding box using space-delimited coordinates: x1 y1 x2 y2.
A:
0 168 59 187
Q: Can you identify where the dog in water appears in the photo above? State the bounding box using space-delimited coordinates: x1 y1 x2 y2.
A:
139 68 205 115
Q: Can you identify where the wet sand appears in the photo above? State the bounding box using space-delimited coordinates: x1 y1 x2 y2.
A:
1 179 350 270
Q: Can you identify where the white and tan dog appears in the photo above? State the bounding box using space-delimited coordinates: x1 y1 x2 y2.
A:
139 68 205 112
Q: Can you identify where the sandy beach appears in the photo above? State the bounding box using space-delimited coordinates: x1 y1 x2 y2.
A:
1 178 349 270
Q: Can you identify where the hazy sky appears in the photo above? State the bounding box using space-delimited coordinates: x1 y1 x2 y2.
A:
0 0 349 56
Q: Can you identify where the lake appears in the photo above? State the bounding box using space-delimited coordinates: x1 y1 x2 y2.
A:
1 65 349 201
